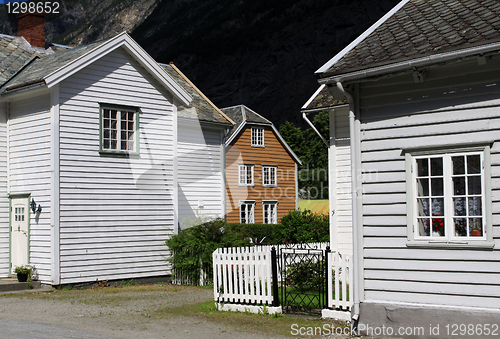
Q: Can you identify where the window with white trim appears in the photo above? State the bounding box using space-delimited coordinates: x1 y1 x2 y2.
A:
100 105 139 154
240 201 255 224
238 164 254 186
251 127 264 147
263 201 277 224
408 148 492 247
262 165 277 187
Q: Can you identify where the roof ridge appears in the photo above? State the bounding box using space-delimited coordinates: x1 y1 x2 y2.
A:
241 105 272 124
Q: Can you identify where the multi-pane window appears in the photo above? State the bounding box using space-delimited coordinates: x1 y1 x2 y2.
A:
262 166 277 187
238 164 254 186
263 201 277 224
14 207 25 222
413 152 485 240
251 128 264 147
240 201 255 223
101 107 137 153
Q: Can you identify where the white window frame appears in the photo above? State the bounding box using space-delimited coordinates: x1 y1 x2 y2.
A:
262 165 277 187
251 127 264 147
405 145 493 248
100 104 139 155
238 164 254 186
263 201 278 224
240 201 255 224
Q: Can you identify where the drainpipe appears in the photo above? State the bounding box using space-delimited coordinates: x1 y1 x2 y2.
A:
302 112 329 147
336 81 361 322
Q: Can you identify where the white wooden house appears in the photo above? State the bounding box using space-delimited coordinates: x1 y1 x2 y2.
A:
0 24 231 285
162 64 233 229
304 0 500 333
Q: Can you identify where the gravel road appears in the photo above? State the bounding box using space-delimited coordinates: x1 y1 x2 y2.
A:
0 285 291 339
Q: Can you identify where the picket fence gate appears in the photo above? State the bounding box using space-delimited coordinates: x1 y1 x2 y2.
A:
212 243 353 313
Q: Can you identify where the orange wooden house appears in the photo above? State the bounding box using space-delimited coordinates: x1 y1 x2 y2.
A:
222 105 302 224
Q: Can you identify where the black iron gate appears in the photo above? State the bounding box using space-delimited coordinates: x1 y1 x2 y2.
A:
280 244 330 314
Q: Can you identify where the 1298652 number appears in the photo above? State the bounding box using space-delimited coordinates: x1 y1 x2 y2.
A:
445 323 499 336
6 2 60 14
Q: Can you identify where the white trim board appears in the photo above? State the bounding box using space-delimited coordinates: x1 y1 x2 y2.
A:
43 32 192 106
316 0 410 74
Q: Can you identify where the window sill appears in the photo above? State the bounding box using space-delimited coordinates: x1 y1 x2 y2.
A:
262 185 277 188
406 240 495 249
99 151 139 158
238 184 255 187
251 145 265 148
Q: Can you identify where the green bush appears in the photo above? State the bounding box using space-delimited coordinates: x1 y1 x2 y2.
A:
166 218 252 285
278 209 329 243
285 260 324 292
166 209 329 285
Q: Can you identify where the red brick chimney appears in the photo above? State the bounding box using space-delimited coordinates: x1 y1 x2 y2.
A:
18 12 45 48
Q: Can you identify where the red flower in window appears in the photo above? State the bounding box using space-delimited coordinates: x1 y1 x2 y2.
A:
425 215 444 235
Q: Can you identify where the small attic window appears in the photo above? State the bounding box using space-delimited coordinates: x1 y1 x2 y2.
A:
251 127 264 147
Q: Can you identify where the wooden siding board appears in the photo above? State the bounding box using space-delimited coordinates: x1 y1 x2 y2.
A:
57 48 175 284
226 125 297 223
0 105 6 277
8 94 52 281
358 66 500 308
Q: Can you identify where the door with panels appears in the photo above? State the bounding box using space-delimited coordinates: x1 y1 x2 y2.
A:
10 196 30 274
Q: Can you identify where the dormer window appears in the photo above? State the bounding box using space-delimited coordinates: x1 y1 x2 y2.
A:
251 127 264 147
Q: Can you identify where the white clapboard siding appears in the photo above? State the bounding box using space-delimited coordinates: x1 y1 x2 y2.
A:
330 108 352 255
58 48 175 284
8 94 52 282
213 246 274 305
0 105 7 278
358 59 500 309
177 121 224 229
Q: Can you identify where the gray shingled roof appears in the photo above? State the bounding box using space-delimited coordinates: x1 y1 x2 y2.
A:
221 105 271 140
0 35 41 87
161 64 232 125
2 38 109 92
302 85 348 111
323 0 500 76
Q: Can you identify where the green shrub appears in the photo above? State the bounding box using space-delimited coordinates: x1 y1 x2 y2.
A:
166 210 329 285
285 259 324 292
166 219 252 285
278 209 329 243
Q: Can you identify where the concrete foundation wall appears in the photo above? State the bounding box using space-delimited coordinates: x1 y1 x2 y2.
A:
358 301 500 338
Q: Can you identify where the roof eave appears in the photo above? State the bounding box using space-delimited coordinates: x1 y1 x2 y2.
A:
318 40 500 85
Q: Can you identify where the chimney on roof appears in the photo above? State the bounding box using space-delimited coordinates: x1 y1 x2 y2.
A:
18 12 45 49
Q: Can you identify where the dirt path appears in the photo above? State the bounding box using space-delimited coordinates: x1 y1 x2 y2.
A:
0 285 296 339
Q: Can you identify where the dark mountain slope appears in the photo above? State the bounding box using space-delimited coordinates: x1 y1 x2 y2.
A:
131 0 399 127
1 0 400 127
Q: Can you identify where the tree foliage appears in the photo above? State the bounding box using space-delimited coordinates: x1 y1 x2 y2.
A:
279 110 329 199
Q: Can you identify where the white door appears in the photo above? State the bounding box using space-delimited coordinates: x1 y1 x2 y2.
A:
11 197 29 271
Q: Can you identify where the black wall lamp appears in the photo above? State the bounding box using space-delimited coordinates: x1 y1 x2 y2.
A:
31 198 42 214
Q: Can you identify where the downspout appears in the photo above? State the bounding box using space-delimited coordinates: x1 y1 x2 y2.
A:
302 112 329 147
336 81 361 322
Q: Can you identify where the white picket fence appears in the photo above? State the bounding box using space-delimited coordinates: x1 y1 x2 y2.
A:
327 251 353 310
213 246 274 305
213 243 352 313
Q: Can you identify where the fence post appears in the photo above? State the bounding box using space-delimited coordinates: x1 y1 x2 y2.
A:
271 246 279 307
324 246 331 309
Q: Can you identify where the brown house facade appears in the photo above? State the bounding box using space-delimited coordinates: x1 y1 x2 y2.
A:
223 105 301 224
